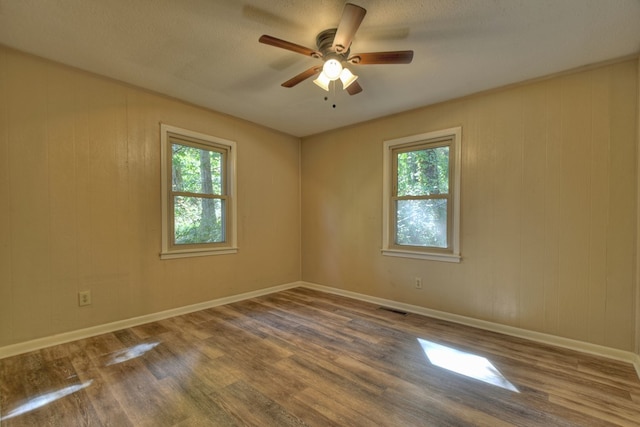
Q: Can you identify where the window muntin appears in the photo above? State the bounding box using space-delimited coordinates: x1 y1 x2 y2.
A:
161 124 237 259
383 128 461 262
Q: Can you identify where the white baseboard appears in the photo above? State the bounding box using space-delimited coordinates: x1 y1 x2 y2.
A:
299 282 640 379
0 281 302 360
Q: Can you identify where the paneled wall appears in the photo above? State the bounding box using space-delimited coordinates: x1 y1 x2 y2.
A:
301 59 638 351
0 47 301 347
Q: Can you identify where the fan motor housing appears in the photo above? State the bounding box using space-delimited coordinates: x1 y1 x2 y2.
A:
316 28 350 59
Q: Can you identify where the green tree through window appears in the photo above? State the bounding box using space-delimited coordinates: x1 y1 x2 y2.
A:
171 141 225 245
395 146 450 247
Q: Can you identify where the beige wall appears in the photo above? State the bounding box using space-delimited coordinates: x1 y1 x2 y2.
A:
0 47 301 347
301 59 638 352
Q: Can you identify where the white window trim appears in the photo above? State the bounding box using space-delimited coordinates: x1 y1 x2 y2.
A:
382 127 462 263
160 123 238 259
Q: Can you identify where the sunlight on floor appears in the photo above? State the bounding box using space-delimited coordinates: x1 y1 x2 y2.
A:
1 380 94 421
0 342 163 421
1 342 162 421
106 341 160 366
418 338 519 392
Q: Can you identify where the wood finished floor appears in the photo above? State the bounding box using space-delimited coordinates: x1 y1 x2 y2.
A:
1 288 639 426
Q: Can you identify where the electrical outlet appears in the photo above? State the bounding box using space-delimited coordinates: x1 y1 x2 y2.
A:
414 277 423 289
78 290 92 306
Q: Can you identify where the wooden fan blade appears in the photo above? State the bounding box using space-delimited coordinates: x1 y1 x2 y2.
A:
348 50 414 65
346 80 363 95
282 66 322 87
332 3 367 53
259 35 320 58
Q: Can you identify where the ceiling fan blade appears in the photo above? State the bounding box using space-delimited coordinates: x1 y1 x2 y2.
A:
346 80 363 95
348 50 414 65
259 35 320 58
332 3 367 53
281 66 322 88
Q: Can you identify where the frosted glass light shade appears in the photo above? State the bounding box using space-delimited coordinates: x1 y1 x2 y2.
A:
339 68 358 89
313 72 331 91
322 58 343 80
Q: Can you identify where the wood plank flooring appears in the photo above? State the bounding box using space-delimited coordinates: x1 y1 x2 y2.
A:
1 288 639 426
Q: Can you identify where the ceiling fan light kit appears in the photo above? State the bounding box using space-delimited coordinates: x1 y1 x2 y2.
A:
258 2 413 96
312 54 359 92
312 66 357 92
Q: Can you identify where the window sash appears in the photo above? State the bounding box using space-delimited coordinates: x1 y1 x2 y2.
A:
169 136 226 194
168 138 229 249
169 194 228 248
390 141 453 252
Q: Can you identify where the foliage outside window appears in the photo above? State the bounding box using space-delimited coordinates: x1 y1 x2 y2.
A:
161 124 237 259
382 127 461 262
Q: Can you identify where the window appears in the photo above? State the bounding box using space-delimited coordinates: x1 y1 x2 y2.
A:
382 127 461 262
160 124 237 259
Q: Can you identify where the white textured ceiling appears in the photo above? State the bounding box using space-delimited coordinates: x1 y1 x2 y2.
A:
1 0 639 137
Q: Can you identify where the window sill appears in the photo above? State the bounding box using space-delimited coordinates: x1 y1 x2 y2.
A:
160 247 238 260
381 249 461 263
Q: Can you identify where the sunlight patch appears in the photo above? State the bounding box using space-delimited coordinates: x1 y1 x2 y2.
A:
1 380 93 421
106 342 160 366
418 338 519 392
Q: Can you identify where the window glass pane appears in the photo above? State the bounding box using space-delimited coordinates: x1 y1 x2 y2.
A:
174 196 224 244
396 199 447 248
397 146 449 196
172 143 222 195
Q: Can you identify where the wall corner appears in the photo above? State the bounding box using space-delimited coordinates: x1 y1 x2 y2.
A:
635 55 640 356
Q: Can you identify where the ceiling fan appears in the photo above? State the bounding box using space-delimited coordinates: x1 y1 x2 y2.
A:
258 3 414 95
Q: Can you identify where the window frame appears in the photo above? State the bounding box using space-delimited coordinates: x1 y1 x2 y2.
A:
160 124 237 259
382 127 461 263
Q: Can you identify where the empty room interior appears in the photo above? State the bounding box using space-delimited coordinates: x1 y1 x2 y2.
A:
1 1 640 425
